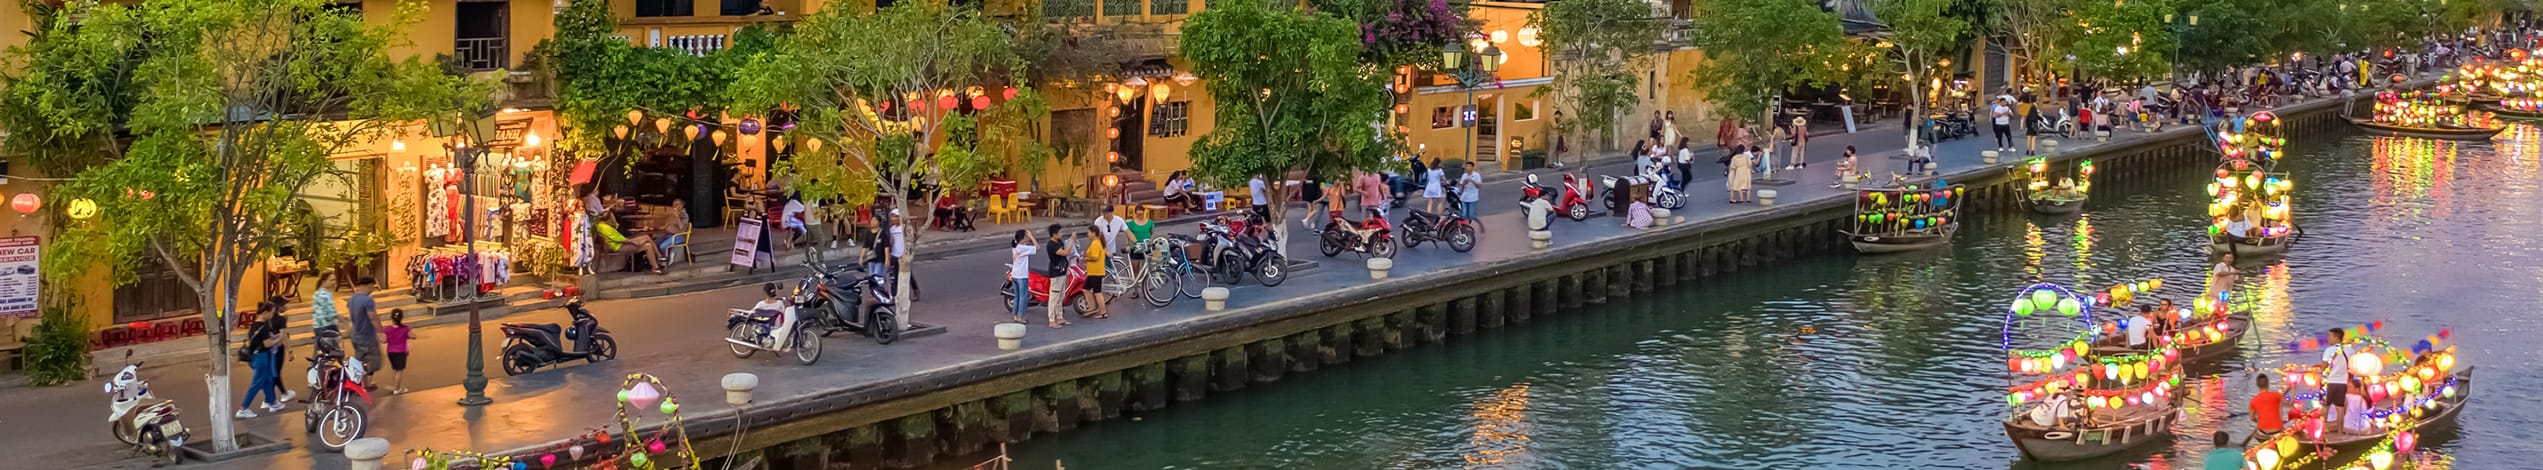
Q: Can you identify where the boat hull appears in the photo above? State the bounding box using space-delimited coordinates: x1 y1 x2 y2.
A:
1845 229 1954 254
2474 102 2543 119
2212 227 2298 256
2344 118 2503 141
2004 407 2182 461
2295 366 2475 447
2030 196 2085 214
2180 316 2252 362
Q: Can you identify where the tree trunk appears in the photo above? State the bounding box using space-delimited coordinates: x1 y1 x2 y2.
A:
896 201 919 330
201 271 238 452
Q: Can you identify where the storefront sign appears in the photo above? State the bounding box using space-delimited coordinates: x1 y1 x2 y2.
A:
0 236 39 317
732 218 764 268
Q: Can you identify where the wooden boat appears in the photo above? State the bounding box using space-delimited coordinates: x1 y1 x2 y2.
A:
2029 193 2085 214
2474 102 2543 119
2344 118 2504 141
2091 316 2251 362
1844 225 1954 254
2211 225 2298 256
2295 366 2476 447
2003 405 2182 461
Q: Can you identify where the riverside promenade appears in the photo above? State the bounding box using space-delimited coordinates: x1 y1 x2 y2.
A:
9 90 2371 469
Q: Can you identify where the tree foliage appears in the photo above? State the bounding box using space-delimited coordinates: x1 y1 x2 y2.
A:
6 0 466 451
1870 0 1973 146
728 3 1038 319
1319 0 1476 68
547 0 776 153
1996 0 2079 88
1182 0 1391 252
2064 0 2175 84
1689 0 1847 127
1528 0 1664 161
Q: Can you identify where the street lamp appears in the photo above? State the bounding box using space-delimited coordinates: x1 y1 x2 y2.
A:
437 108 500 407
1441 42 1502 168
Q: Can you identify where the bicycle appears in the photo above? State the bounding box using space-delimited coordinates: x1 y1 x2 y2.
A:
1108 236 1207 307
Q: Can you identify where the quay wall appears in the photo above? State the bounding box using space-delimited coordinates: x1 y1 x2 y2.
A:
681 97 2359 468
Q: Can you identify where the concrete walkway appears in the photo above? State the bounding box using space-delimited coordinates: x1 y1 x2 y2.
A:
3 90 2369 469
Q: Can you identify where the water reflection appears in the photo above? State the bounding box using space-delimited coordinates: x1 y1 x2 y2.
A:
995 130 2543 469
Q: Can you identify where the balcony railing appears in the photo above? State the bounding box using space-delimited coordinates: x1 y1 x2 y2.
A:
457 37 509 71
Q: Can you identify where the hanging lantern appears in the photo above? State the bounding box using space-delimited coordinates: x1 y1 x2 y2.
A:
65 198 96 219
1173 71 1198 87
804 138 824 154
625 109 645 125
1395 104 1409 114
1119 76 1148 103
1004 86 1020 101
740 118 763 135
654 117 672 135
1150 82 1172 102
937 93 959 112
972 95 992 110
1107 127 1123 139
711 130 728 146
683 124 701 141
391 140 406 152
11 193 39 215
1106 151 1122 163
1108 106 1122 118
773 135 791 152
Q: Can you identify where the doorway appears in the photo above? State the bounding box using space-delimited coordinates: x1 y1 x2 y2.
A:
1473 94 1501 163
1111 97 1147 171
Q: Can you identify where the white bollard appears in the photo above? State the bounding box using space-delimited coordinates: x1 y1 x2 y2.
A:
2096 130 2112 142
1366 257 1393 280
345 438 390 470
993 323 1027 350
1528 230 1553 249
1649 208 1672 226
2043 139 2061 156
1757 189 1779 207
722 373 759 406
1202 287 1230 311
1981 150 2000 164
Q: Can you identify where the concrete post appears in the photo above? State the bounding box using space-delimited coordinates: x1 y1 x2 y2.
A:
1757 189 1778 206
1528 229 1552 249
1982 150 2000 164
993 323 1027 351
1366 257 1393 280
1202 287 1230 311
722 373 759 406
345 438 389 470
1649 208 1672 226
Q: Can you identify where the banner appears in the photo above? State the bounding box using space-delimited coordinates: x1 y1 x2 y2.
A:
0 236 38 318
731 218 763 268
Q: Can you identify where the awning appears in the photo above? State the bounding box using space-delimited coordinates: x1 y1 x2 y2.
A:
569 160 598 185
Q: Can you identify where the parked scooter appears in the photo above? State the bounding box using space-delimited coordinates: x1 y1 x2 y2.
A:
1200 218 1288 286
999 261 1097 316
1399 206 1479 253
1313 208 1398 259
795 263 902 344
726 283 822 365
1554 172 1595 221
105 352 186 466
497 297 617 375
1601 168 1686 211
302 334 372 451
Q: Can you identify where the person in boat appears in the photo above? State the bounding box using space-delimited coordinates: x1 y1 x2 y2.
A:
2148 305 2179 344
2124 311 2153 348
2320 328 2358 432
2212 254 2241 280
2028 390 2079 429
2049 177 2082 199
2248 373 2286 443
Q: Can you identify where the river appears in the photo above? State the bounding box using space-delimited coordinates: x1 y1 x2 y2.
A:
993 127 2543 469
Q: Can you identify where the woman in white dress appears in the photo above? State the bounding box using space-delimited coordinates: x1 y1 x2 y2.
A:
1422 159 1447 214
1727 146 1754 203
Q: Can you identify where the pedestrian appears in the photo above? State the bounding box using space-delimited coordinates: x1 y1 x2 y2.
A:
1044 224 1072 329
1716 117 1738 153
1081 224 1110 320
383 309 412 394
237 305 292 418
346 278 382 383
1008 230 1037 325
311 284 341 356
1727 145 1754 203
1647 110 1664 142
1458 161 1483 222
1093 205 1128 253
1422 158 1447 214
1356 170 1388 215
1629 140 1650 174
2202 431 2241 470
1674 137 1696 188
1127 205 1155 275
2024 96 2044 155
1662 110 1682 149
1247 175 1270 223
2320 327 2356 430
1991 96 2015 151
1786 116 1810 169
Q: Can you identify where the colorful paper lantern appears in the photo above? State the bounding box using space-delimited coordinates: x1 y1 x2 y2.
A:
11 193 39 215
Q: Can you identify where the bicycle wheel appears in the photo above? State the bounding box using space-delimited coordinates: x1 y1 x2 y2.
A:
1141 269 1176 307
1176 264 1208 299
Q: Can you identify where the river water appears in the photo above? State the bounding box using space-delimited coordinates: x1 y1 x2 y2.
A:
999 128 2543 469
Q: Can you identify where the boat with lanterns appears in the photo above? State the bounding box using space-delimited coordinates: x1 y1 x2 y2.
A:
2269 326 2473 449
2081 279 2251 363
2346 90 2505 141
2440 52 2543 119
2207 113 2300 256
1999 283 2184 462
2240 428 2432 470
2014 156 2093 215
1841 183 1965 254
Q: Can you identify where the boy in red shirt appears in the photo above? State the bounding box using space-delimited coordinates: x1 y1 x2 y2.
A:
2250 373 2286 436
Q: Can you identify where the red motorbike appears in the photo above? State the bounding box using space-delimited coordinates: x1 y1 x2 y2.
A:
1556 172 1595 221
1001 263 1095 316
1315 209 1398 258
302 338 373 451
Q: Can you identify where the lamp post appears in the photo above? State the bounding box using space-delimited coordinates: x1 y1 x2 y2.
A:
2165 14 2197 86
452 137 491 406
1441 42 1502 168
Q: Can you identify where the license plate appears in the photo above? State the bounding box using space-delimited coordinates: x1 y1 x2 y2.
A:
159 422 185 437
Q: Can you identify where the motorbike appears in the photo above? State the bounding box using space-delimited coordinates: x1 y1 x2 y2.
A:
726 283 822 365
497 297 617 375
794 262 901 344
1313 208 1398 259
104 352 186 466
302 336 372 451
2031 107 2077 139
1600 169 1685 211
1200 219 1288 286
1553 172 1595 221
1399 206 1479 253
999 261 1097 316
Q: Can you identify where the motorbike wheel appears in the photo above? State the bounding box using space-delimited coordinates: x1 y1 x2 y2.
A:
1219 252 1247 285
588 335 618 362
112 420 136 445
1317 230 1345 257
870 306 901 345
1256 253 1288 287
792 327 821 365
1566 204 1589 221
1447 223 1478 253
315 402 368 451
138 427 179 466
728 324 758 358
814 304 841 337
500 344 537 376
1658 191 1685 210
1373 234 1400 259
1141 270 1177 307
1602 191 1622 213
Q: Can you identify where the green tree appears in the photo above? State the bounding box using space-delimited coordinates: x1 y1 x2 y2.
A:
1997 0 2079 89
546 0 774 153
728 3 1038 323
1869 0 1973 153
8 0 463 451
1181 0 1392 255
1690 0 1846 173
2065 0 2175 85
1528 0 1665 166
2177 0 2280 76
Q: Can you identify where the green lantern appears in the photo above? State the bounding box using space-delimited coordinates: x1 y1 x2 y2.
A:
2030 289 2058 310
2014 298 2037 316
2056 297 2081 316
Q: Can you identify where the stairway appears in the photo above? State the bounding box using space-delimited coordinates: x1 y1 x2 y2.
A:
1115 169 1162 208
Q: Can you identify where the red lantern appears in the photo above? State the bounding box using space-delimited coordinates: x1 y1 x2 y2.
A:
10 193 39 215
971 96 991 110
879 101 891 112
1107 127 1122 139
937 95 959 111
908 99 925 112
1002 86 1019 101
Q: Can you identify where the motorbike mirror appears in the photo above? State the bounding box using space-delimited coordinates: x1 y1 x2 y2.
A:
124 349 134 359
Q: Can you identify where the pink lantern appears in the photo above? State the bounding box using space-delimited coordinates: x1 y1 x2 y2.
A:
542 454 559 468
625 381 663 411
10 193 38 215
2397 431 2418 454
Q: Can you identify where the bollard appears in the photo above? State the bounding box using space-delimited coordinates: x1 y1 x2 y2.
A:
2096 130 2111 142
1649 208 1672 226
993 323 1027 350
345 437 389 470
1366 257 1393 280
1981 150 2000 164
1203 287 1230 311
722 372 759 405
1756 189 1778 206
1527 230 1552 249
2043 139 2060 156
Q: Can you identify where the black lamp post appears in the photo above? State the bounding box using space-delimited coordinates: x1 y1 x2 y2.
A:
1441 42 1503 166
439 109 499 407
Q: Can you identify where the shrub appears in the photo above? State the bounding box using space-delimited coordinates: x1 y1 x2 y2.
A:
23 305 92 386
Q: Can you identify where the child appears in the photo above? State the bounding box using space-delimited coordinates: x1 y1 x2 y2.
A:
382 309 412 394
1831 146 1859 188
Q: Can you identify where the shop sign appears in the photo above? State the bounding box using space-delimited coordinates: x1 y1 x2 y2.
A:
732 218 764 268
0 236 38 318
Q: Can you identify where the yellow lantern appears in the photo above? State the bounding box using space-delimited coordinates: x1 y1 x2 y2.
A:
625 109 645 125
1149 82 1172 102
654 117 672 135
65 198 97 220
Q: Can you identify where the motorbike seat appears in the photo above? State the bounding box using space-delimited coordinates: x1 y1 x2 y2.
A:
747 309 785 324
511 323 562 336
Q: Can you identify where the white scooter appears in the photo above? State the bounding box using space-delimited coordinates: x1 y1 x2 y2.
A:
106 352 187 466
726 283 822 365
